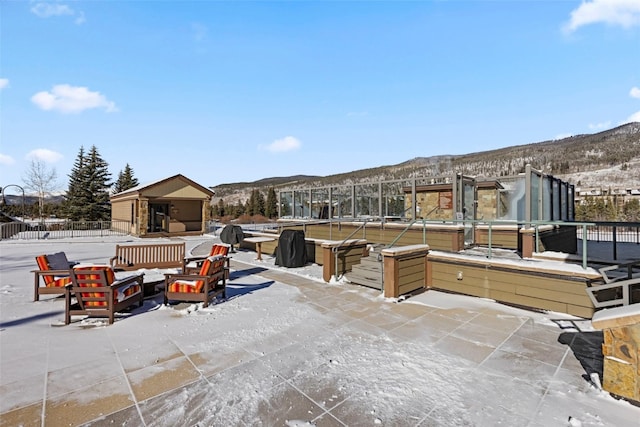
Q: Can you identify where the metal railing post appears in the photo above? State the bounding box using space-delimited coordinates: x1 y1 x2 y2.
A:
613 225 617 261
582 224 588 270
331 246 338 283
487 222 492 259
422 218 426 244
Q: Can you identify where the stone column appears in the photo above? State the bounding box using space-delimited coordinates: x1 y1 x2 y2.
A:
138 199 148 237
592 308 640 403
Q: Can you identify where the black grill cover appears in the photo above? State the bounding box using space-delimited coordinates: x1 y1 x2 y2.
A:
275 230 307 268
220 224 244 245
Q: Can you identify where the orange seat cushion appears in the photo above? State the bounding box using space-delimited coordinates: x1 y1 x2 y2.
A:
36 255 71 287
210 244 229 256
74 265 119 307
168 256 223 293
168 281 200 293
50 277 72 288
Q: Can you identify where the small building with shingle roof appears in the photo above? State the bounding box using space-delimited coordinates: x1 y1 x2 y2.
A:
110 174 214 237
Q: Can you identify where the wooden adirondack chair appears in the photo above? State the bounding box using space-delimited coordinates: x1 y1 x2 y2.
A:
32 252 78 301
165 255 227 308
183 243 230 277
65 265 144 325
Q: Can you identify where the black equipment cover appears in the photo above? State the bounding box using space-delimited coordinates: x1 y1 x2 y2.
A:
220 224 244 245
275 230 307 268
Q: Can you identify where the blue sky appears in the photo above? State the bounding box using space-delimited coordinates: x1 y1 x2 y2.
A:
1 0 639 195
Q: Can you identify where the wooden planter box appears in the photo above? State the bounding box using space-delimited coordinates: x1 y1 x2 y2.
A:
282 221 465 252
381 244 430 298
475 224 519 248
426 252 601 318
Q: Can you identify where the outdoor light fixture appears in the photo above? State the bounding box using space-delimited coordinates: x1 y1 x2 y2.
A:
0 184 26 219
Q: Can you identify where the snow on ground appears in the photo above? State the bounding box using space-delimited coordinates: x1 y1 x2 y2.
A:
1 234 639 426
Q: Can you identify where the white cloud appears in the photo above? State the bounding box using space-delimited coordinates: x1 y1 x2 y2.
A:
0 153 16 166
588 121 611 130
259 136 302 153
624 110 640 123
31 2 85 25
630 87 640 99
564 0 640 33
30 2 74 18
26 149 64 163
31 84 118 114
0 78 9 90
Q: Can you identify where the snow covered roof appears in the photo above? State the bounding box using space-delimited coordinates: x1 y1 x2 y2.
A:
110 174 215 200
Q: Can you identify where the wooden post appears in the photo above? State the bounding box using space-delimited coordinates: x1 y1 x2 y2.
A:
380 245 430 298
451 227 465 252
520 227 535 258
322 244 336 283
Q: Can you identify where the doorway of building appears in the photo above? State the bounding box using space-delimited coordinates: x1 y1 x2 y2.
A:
148 203 170 232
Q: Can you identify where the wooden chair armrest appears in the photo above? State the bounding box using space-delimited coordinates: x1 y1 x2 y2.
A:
182 256 206 271
111 273 144 289
165 274 209 281
32 269 71 276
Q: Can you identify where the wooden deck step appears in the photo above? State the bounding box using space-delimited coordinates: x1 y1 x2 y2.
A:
345 273 383 290
346 252 383 290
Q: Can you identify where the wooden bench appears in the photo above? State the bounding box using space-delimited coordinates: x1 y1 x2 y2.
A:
109 242 186 271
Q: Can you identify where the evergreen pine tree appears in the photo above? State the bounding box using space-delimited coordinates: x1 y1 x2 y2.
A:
64 145 112 221
65 146 90 220
113 163 139 193
255 190 265 216
246 189 265 216
85 145 112 221
265 187 277 218
247 190 257 216
623 199 640 222
235 201 245 218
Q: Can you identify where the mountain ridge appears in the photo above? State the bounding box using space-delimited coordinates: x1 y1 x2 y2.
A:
212 122 640 203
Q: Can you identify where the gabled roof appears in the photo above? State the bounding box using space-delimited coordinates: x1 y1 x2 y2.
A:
110 174 215 200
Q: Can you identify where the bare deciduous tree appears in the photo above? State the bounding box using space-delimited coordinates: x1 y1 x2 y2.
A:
22 160 58 220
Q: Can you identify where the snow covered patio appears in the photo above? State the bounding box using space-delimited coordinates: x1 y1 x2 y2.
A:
1 236 639 426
